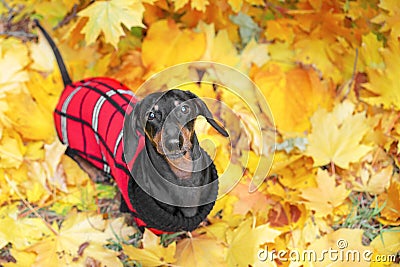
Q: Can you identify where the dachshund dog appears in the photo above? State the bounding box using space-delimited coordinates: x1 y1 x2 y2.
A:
34 20 228 233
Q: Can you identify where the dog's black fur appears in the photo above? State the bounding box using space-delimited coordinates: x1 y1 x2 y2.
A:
34 20 228 229
124 89 228 217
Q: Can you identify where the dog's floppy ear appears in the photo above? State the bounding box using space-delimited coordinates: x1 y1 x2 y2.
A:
123 102 144 166
185 91 229 137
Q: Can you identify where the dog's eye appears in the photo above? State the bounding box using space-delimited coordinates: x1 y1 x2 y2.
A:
148 111 156 120
181 105 190 114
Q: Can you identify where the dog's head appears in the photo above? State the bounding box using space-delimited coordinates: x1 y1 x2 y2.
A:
124 89 228 178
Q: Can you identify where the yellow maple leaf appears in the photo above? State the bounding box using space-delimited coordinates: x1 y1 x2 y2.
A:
295 37 343 83
226 0 264 12
226 218 281 266
287 1 360 82
4 248 36 267
253 63 333 133
27 211 131 267
289 216 330 249
142 19 206 73
239 39 269 72
112 50 146 90
175 236 226 266
5 89 54 143
372 0 400 38
359 33 385 71
370 227 400 265
194 221 230 242
353 165 392 195
78 0 146 47
306 100 373 169
122 230 176 266
227 0 243 12
56 42 98 82
24 141 45 161
26 72 63 116
228 180 269 215
173 0 210 12
265 18 297 44
308 228 371 267
198 22 239 66
29 30 55 73
208 194 244 227
0 204 52 250
196 131 231 175
61 155 90 186
26 182 46 203
362 37 400 110
33 0 71 27
301 169 350 217
0 38 29 94
273 153 318 191
0 130 25 169
376 180 400 225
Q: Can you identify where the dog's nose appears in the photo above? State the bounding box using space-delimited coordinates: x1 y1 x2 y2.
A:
166 138 180 151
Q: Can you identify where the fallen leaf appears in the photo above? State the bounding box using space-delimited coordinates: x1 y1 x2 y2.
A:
265 18 297 44
3 248 36 267
175 236 226 266
372 0 400 38
376 180 400 225
306 100 373 169
362 37 400 110
308 228 371 267
5 89 54 142
194 221 230 242
301 169 350 218
199 22 239 66
27 211 126 267
78 0 146 47
173 0 210 12
353 164 392 195
370 227 400 265
0 204 52 250
267 202 307 231
229 181 269 214
239 39 269 72
0 130 25 169
30 28 55 72
122 230 176 266
253 63 333 133
359 33 385 71
226 217 281 266
142 19 205 72
0 39 29 94
33 0 70 27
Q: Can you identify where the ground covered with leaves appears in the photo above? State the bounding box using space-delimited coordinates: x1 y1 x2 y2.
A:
0 0 400 266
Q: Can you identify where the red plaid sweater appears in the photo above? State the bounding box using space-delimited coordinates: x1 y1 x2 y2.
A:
54 77 165 233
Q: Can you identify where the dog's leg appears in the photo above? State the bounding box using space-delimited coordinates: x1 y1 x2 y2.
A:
65 148 111 183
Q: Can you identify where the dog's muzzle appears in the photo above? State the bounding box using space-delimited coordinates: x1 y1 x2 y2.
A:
163 125 187 159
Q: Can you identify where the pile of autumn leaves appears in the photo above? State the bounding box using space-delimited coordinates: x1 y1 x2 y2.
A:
0 0 400 266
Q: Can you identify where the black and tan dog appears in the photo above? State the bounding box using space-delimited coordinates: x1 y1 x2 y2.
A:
34 20 228 233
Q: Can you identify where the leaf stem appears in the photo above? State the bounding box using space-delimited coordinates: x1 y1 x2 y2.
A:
4 174 58 236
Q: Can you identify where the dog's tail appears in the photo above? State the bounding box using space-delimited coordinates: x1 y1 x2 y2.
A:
33 19 72 87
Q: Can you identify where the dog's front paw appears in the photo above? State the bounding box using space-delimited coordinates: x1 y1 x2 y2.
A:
180 207 198 217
